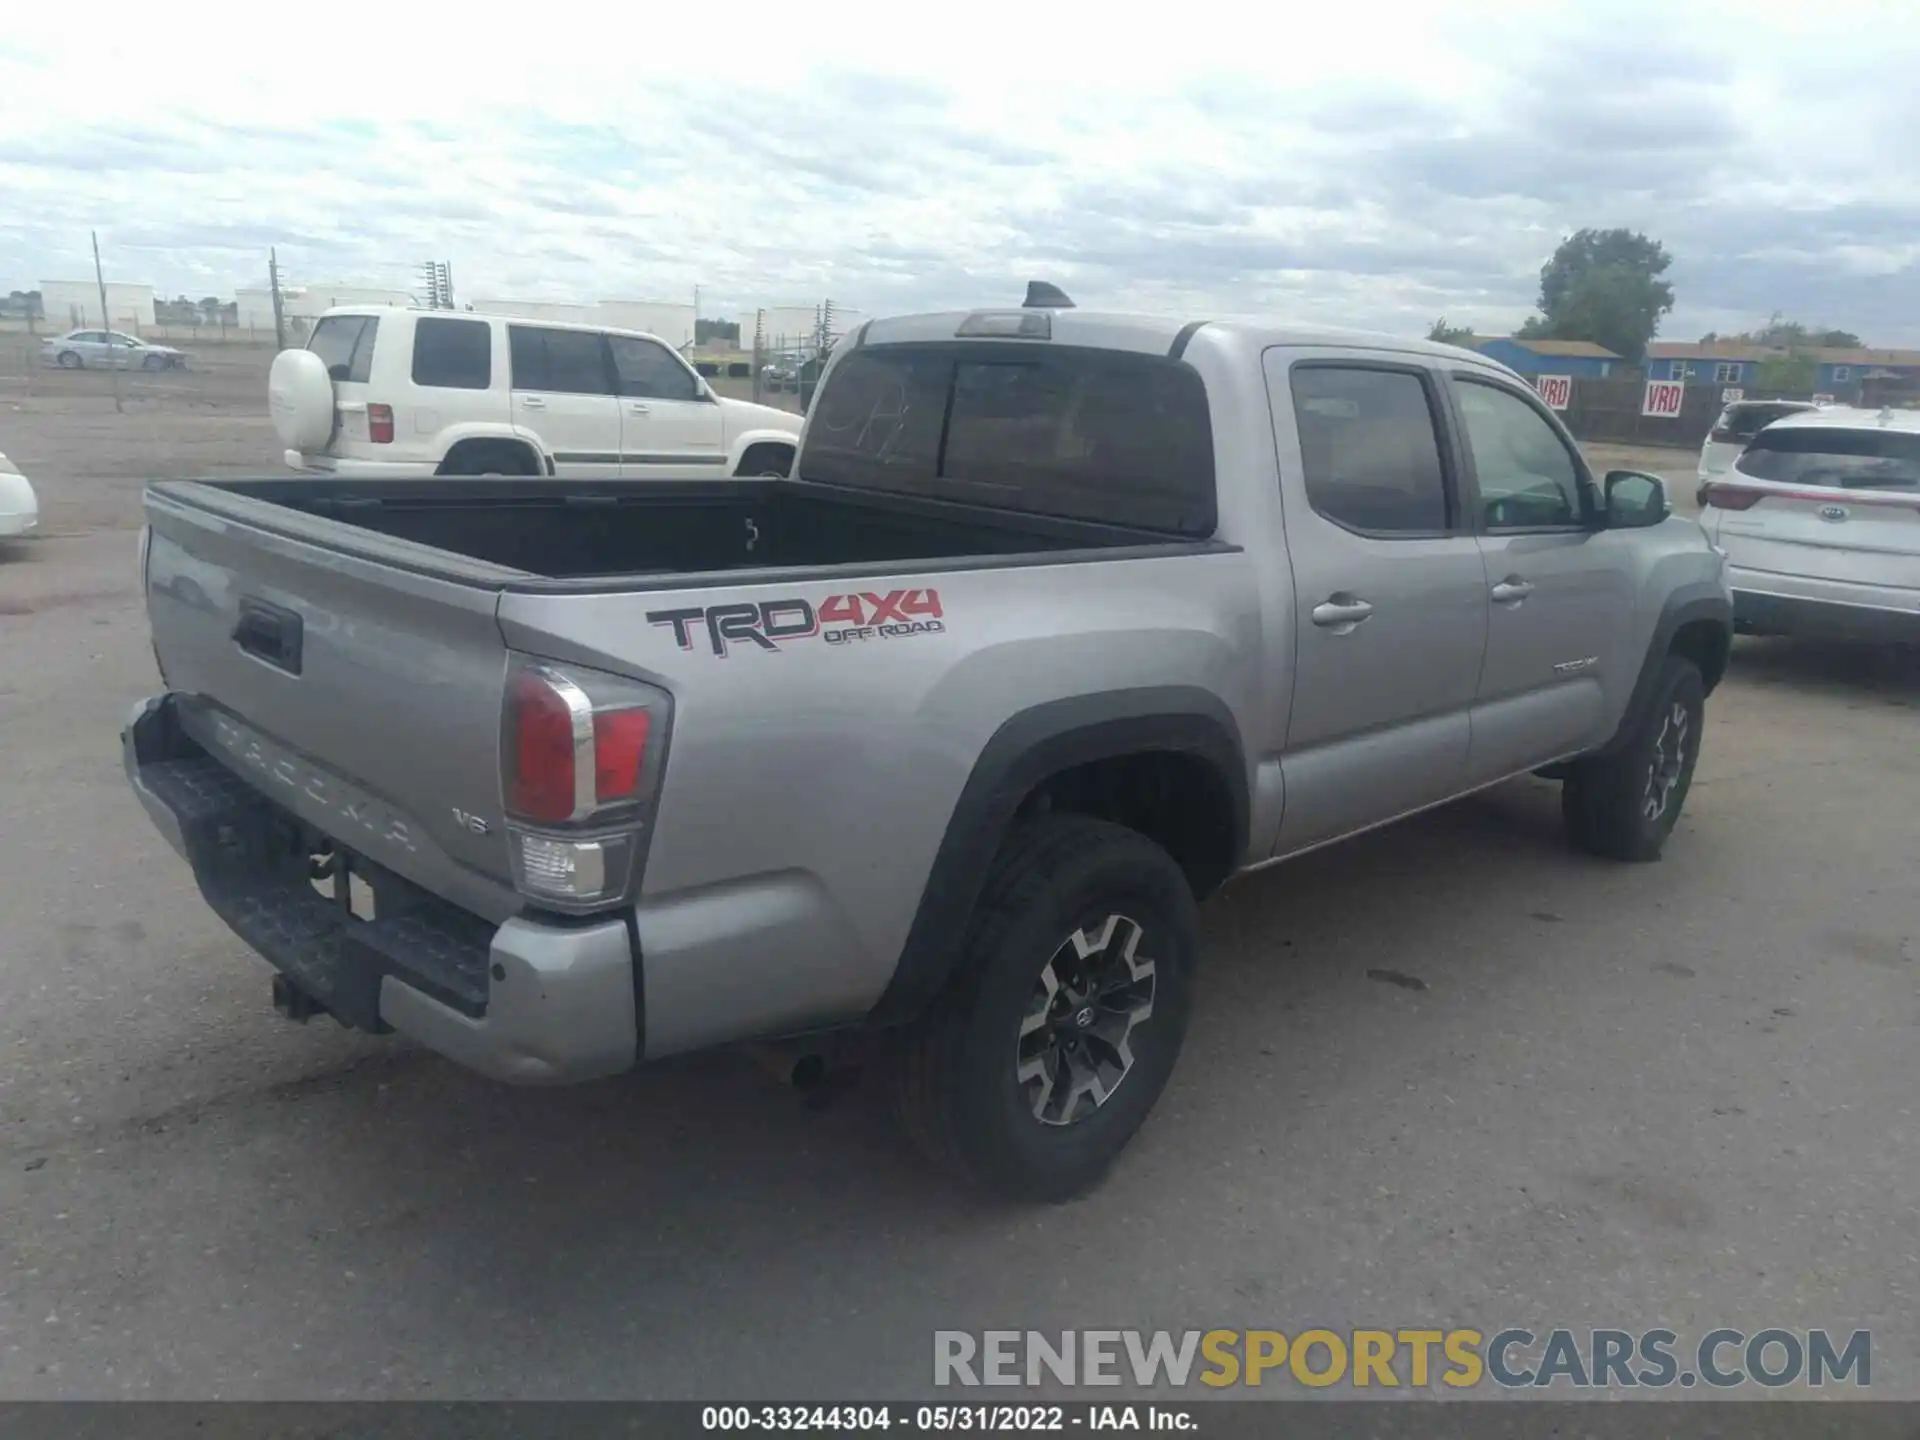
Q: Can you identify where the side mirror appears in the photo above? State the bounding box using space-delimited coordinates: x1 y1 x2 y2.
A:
1604 470 1670 529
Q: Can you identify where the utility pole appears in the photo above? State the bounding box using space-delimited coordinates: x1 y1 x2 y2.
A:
92 229 122 414
693 284 701 349
269 248 287 350
752 308 766 403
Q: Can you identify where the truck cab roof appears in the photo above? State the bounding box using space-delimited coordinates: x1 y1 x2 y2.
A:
859 307 1495 369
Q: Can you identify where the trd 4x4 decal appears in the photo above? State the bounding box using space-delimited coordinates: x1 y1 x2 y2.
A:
648 589 945 657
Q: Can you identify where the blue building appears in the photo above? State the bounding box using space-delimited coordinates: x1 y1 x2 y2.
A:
1811 349 1920 395
1645 342 1766 385
1470 337 1621 378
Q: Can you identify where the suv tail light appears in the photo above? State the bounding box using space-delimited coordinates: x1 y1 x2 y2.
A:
1708 426 1734 443
501 658 671 912
368 403 395 444
1701 483 1763 511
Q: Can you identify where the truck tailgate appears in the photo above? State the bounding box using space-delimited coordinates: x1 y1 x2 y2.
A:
143 485 522 922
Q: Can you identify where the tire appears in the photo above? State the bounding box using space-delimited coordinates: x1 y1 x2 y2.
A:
57 351 82 370
891 815 1198 1201
733 442 794 479
142 353 166 372
1562 655 1705 862
438 443 537 477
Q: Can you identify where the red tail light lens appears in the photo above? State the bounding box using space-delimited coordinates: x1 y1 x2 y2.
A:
1702 484 1763 511
368 403 395 444
505 670 580 823
592 709 651 803
1709 427 1733 443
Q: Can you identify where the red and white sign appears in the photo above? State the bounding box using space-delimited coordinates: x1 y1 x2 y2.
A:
1642 379 1686 418
1534 374 1573 410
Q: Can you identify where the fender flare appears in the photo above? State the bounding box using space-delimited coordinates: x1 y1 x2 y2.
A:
435 425 553 475
727 428 801 476
1594 582 1732 757
866 686 1249 1026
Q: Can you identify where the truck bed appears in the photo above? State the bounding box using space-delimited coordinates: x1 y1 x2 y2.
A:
187 476 1188 583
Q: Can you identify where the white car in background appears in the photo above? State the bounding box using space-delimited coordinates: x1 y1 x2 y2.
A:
271 307 805 479
0 452 39 538
40 329 190 371
1699 405 1920 645
1697 398 1820 483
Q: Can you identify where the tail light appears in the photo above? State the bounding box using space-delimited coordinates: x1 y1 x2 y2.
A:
368 403 395 444
1708 427 1734 444
1701 484 1763 511
501 658 670 912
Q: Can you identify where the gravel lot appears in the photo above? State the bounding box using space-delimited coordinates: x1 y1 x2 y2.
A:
2 355 1916 1401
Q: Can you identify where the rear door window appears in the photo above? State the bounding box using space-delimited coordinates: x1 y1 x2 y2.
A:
800 344 1216 534
608 334 701 401
1289 365 1452 534
1736 428 1920 491
509 326 613 395
308 315 377 384
411 316 492 390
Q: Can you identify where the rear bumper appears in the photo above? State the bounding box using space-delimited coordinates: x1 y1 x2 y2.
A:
282 449 439 478
1731 568 1920 644
123 692 639 1085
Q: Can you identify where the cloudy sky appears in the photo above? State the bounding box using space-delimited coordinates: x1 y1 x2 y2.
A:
4 0 1918 342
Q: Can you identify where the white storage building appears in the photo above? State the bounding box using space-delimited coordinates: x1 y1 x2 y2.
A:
234 284 417 332
39 280 156 332
599 300 696 350
470 298 601 326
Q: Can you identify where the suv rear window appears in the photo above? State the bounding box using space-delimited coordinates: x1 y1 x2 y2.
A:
412 316 492 390
308 315 377 384
1716 402 1812 441
1736 427 1920 490
799 344 1216 534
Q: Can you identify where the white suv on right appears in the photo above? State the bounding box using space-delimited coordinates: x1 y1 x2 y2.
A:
1700 404 1920 645
270 307 805 480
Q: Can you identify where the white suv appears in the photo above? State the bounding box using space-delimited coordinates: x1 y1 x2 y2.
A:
270 307 804 479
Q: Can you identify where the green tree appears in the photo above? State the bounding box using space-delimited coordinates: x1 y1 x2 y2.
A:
1518 228 1674 363
1713 314 1862 350
1755 352 1816 391
1427 318 1474 345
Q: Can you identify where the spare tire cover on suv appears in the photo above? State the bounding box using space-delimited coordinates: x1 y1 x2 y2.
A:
269 349 336 452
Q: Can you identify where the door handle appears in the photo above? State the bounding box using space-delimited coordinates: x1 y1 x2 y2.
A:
1490 578 1535 605
520 396 546 409
1310 595 1374 630
628 402 651 415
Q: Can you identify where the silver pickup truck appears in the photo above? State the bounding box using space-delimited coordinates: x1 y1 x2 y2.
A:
125 291 1732 1199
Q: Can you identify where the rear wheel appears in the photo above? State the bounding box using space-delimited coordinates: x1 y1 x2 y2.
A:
733 442 794 479
1562 655 1705 862
438 442 539 477
892 815 1198 1201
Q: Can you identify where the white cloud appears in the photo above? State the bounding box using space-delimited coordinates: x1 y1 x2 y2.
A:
3 0 1918 340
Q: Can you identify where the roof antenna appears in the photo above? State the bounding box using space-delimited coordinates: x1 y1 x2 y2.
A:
1023 281 1075 310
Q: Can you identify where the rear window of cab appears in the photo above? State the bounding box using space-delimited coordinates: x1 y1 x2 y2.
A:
799 343 1217 536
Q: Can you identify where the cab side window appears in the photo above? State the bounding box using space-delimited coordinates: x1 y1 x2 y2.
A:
1455 380 1585 530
